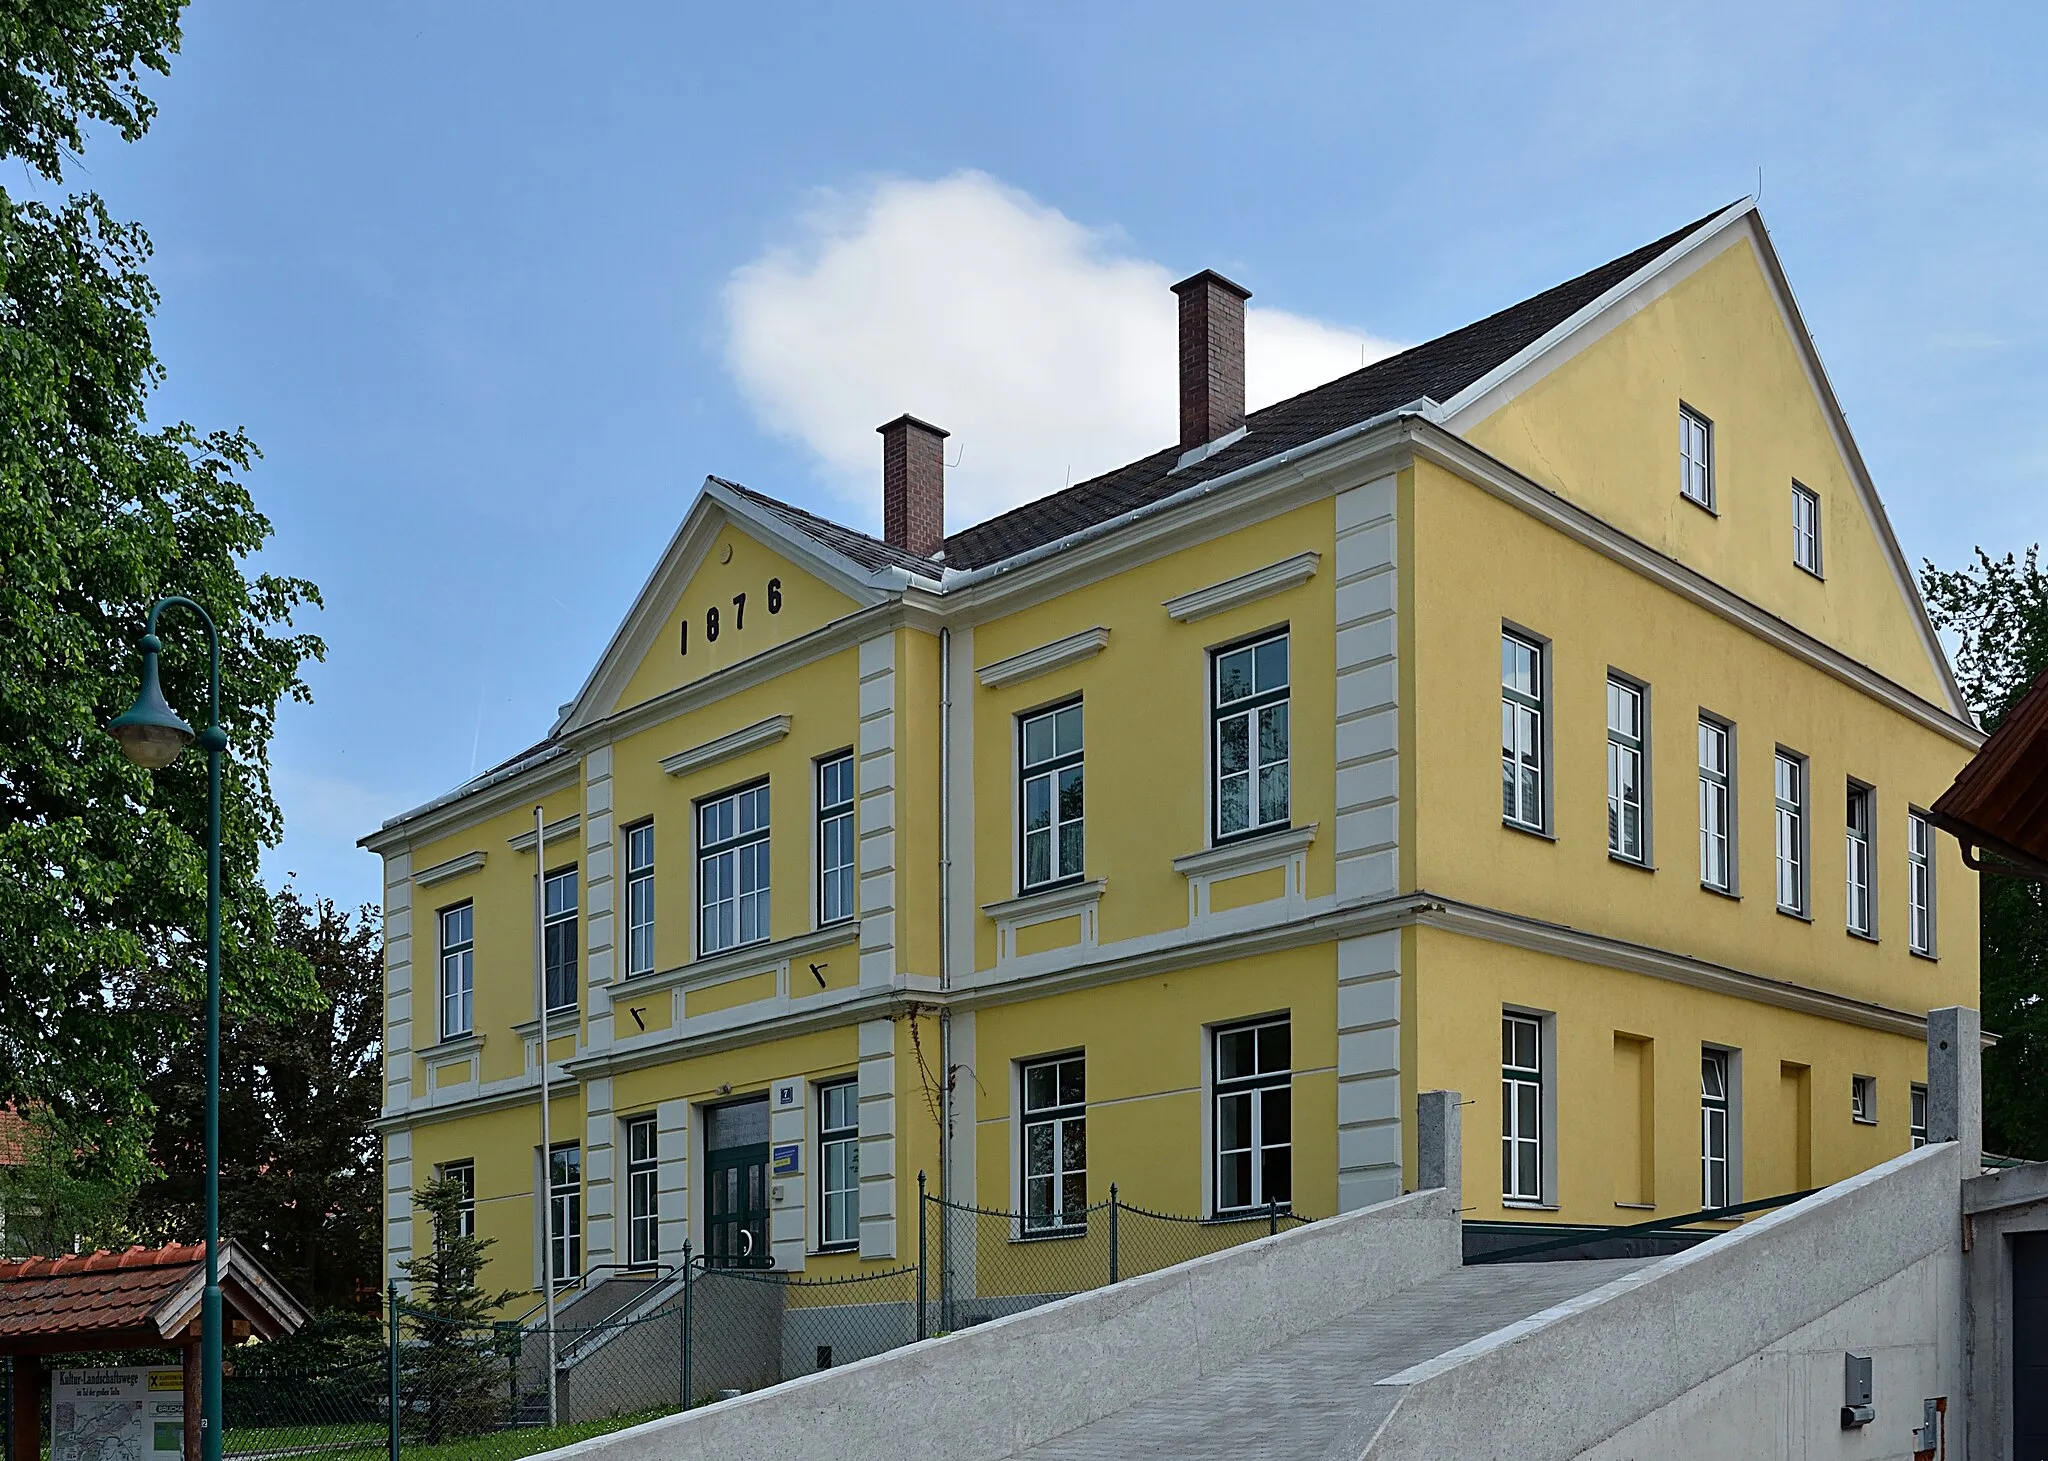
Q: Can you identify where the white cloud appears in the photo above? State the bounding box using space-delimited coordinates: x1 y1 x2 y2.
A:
724 171 1402 530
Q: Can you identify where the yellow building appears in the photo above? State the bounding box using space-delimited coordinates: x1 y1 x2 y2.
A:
364 200 1979 1301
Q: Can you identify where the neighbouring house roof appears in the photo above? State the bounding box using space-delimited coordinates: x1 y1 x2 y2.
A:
0 1241 308 1354
1931 666 2048 879
727 204 1736 576
0 1107 31 1166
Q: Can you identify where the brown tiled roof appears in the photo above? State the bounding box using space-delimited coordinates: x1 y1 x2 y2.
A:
722 205 1737 576
0 1107 31 1166
1932 666 2048 877
0 1244 206 1341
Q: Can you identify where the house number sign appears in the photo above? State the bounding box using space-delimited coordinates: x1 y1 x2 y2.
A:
680 577 782 655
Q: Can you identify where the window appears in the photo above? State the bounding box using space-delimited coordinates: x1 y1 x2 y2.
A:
1501 632 1545 831
1701 1049 1731 1209
1910 1084 1928 1149
1792 482 1822 575
1774 752 1807 915
438 903 474 1040
1680 405 1714 509
817 754 856 926
547 1142 581 1280
625 1116 658 1266
1214 1017 1291 1214
1020 1054 1086 1234
1019 704 1084 890
624 822 655 978
699 783 770 956
1851 1074 1877 1125
1908 811 1936 956
1607 678 1646 863
438 1159 475 1240
1213 633 1290 842
1501 1014 1544 1204
1698 718 1733 891
818 1079 859 1248
543 868 578 1013
1845 784 1873 937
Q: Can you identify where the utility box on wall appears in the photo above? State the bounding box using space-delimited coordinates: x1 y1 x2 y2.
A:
1841 1352 1875 1428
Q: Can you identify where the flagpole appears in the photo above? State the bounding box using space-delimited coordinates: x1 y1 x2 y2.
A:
535 804 559 1426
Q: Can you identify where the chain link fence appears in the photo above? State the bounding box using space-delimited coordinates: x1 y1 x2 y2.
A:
190 1180 1305 1461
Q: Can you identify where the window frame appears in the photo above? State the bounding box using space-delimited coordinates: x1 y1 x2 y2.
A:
438 901 475 1041
1501 628 1549 835
1698 714 1736 894
1212 1015 1292 1217
1501 1012 1545 1206
547 1141 582 1282
816 752 856 928
1701 1048 1733 1210
1792 481 1823 577
437 1159 475 1240
624 821 656 979
1773 750 1809 918
1679 404 1716 511
1845 782 1875 939
697 780 772 957
1210 630 1292 846
542 867 579 1014
1851 1074 1878 1126
1910 1083 1929 1149
817 1078 860 1251
624 1115 659 1267
1606 674 1650 866
1019 1053 1087 1236
1018 702 1086 892
1908 809 1937 957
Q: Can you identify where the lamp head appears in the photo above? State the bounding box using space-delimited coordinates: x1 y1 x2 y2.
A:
108 633 195 769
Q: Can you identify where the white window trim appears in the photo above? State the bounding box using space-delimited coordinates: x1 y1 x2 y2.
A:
1210 1014 1292 1217
1698 714 1737 895
1019 701 1085 893
1845 782 1875 940
815 752 856 929
624 821 656 979
1910 1083 1929 1149
1680 403 1716 512
1851 1074 1878 1126
1792 481 1823 578
438 902 474 1041
436 1159 476 1239
1700 1046 1743 1209
1018 1052 1087 1236
1606 673 1651 867
1501 1008 1557 1208
542 867 579 1014
816 1077 859 1251
623 1114 659 1266
1501 625 1551 836
697 780 771 958
1908 809 1938 958
1773 750 1810 919
1210 630 1292 846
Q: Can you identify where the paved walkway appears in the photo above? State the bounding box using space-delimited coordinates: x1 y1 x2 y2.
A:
1011 1259 1648 1460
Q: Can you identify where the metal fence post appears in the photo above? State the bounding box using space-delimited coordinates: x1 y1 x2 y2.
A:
385 1282 400 1461
679 1243 694 1412
916 1170 929 1342
1109 1184 1120 1285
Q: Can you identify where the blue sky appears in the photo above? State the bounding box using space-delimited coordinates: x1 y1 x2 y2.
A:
68 0 2048 908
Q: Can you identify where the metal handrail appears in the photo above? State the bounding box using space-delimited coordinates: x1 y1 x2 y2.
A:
511 1261 677 1327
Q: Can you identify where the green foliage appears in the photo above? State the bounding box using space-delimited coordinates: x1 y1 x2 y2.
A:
0 1105 135 1256
133 890 383 1312
397 1177 517 1444
0 0 323 1181
1922 545 2048 1159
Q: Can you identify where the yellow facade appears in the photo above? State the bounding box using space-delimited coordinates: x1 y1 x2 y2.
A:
367 206 1979 1309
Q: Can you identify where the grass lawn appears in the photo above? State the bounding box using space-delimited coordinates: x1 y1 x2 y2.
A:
223 1411 675 1461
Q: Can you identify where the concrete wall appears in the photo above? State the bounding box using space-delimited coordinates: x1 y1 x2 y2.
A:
542 1185 1460 1461
1963 1160 2048 1461
1359 1142 1965 1461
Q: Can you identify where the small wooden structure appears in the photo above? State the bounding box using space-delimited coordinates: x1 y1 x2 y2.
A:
0 1241 307 1461
1932 665 2048 880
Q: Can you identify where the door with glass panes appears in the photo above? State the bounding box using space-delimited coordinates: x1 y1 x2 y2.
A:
703 1098 771 1267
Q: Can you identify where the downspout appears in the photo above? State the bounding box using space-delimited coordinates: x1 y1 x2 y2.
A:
938 627 953 1203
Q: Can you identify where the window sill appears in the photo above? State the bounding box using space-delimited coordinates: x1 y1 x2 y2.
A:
982 879 1106 925
1775 906 1813 924
1614 1202 1656 1211
1010 1227 1089 1243
1910 947 1940 963
608 924 860 1001
1848 928 1880 945
1501 1200 1558 1212
1503 819 1555 843
1681 492 1718 517
1852 1116 1878 1127
511 1012 581 1041
1175 823 1317 879
810 1243 859 1257
1700 882 1740 901
418 1032 484 1060
1796 563 1825 582
1608 853 1656 873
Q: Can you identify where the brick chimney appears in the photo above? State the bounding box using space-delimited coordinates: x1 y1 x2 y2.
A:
1172 270 1252 452
878 414 948 559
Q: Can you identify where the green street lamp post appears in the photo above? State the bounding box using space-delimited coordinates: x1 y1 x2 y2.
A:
109 597 227 1461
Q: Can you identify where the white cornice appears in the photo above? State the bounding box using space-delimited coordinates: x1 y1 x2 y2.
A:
602 924 857 1003
414 850 486 886
975 627 1110 688
509 814 580 853
981 879 1107 925
658 714 792 779
1172 824 1318 879
1163 552 1321 623
362 755 579 857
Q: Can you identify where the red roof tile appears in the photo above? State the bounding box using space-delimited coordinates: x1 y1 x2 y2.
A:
0 1244 206 1340
0 1107 33 1166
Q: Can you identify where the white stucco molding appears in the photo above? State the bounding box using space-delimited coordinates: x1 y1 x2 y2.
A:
1173 825 1317 922
1163 551 1321 623
659 714 792 779
509 814 580 853
981 879 1106 964
414 850 486 886
975 627 1110 689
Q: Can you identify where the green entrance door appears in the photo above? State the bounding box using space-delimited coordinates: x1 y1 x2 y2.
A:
703 1097 771 1268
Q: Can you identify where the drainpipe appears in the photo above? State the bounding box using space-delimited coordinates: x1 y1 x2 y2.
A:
937 627 953 1200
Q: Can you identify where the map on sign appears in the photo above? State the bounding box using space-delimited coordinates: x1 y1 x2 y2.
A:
52 1367 184 1461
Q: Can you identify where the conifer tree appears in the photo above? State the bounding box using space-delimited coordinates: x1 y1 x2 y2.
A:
395 1176 515 1442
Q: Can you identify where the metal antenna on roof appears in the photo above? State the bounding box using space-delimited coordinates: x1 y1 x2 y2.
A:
947 441 965 469
1756 165 1764 204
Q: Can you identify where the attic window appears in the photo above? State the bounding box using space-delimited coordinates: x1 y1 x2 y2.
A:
1679 405 1715 511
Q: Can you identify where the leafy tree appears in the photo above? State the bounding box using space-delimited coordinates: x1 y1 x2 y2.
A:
397 1177 516 1443
133 890 383 1312
0 0 324 1181
1921 546 2048 1159
0 1105 134 1256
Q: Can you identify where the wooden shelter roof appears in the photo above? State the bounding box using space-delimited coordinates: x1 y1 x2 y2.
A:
0 1240 307 1354
1932 665 2048 880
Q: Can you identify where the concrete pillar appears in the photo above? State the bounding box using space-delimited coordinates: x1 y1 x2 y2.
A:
1416 1089 1462 1208
1926 1006 1981 1174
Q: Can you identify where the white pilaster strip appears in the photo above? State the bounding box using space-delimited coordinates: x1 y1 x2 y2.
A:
383 852 416 1289
856 633 899 989
583 746 617 1055
383 1127 414 1290
857 1017 898 1258
583 1074 615 1270
1333 472 1400 904
1335 930 1404 1212
769 1076 808 1272
655 1098 691 1262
